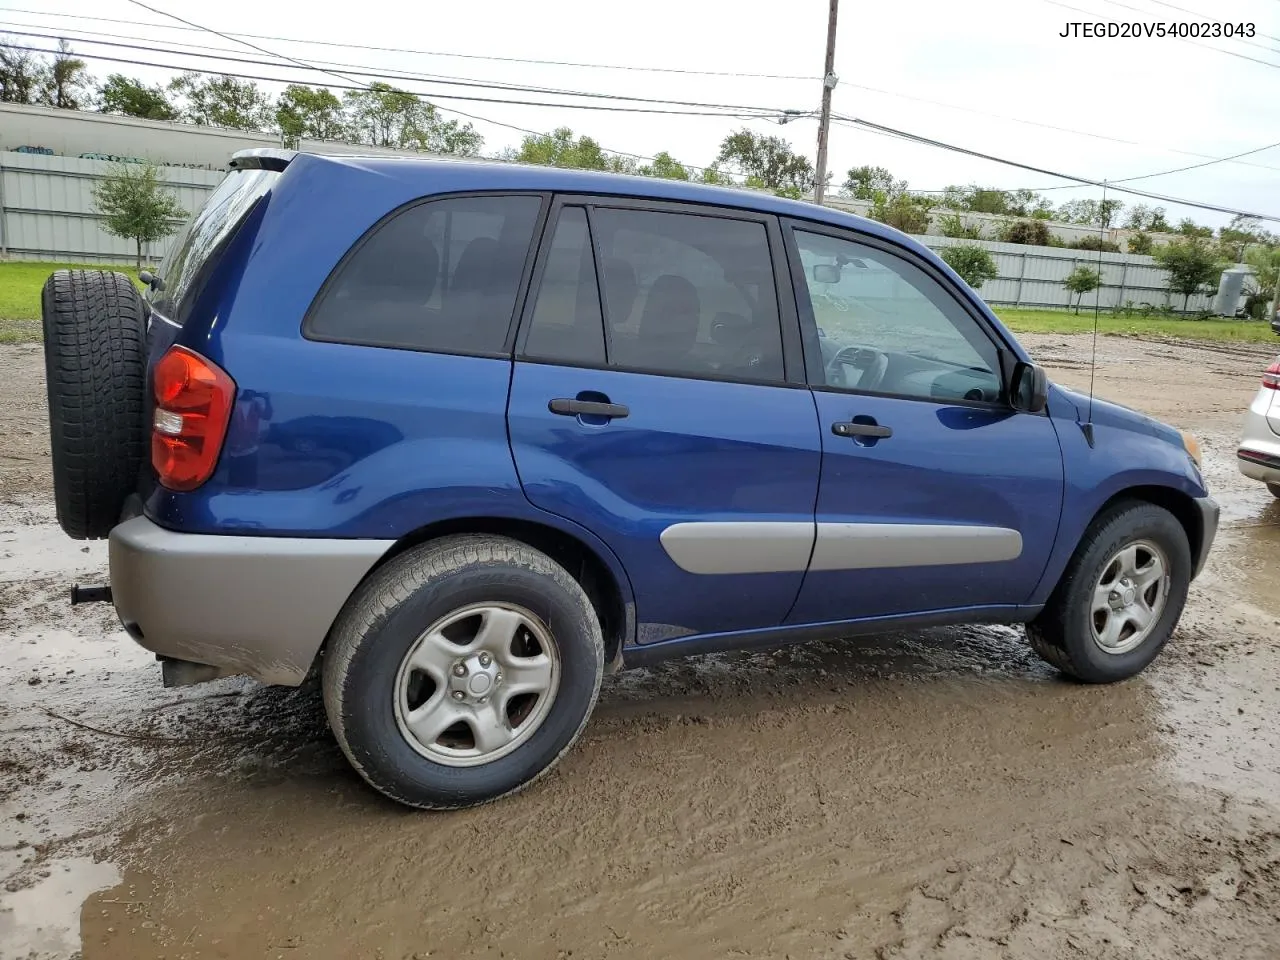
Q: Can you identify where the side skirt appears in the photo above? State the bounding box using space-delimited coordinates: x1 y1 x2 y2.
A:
620 604 1042 670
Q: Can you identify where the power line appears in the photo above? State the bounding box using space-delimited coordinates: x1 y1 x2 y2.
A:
0 5 819 81
2 37 762 179
0 28 800 117
1110 140 1280 183
831 113 1280 221
16 18 1280 181
835 77 1280 175
1 42 789 121
1042 0 1280 68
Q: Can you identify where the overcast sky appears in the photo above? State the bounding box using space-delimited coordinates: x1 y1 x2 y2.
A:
6 0 1279 228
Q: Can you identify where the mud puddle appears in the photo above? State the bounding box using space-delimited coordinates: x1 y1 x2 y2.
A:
3 336 1280 959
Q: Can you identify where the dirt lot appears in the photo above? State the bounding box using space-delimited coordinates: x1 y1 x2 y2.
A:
2 333 1280 960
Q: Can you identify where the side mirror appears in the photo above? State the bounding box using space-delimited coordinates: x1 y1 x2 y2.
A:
1010 360 1048 413
812 263 842 284
138 269 154 286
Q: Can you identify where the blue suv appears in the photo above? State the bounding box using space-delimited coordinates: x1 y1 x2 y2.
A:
40 149 1217 809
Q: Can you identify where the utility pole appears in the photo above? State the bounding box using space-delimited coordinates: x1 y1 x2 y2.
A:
812 0 839 206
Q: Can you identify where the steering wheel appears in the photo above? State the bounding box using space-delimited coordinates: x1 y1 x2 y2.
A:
825 345 889 391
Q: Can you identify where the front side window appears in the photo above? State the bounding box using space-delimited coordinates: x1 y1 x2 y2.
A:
307 195 541 355
794 230 1003 403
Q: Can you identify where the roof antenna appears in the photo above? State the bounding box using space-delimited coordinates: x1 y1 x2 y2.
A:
1082 180 1107 448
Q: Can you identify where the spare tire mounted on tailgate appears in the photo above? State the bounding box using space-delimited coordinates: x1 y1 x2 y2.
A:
41 270 148 540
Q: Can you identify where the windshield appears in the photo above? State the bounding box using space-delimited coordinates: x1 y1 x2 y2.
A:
150 168 278 324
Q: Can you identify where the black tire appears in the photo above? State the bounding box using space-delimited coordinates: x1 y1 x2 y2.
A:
41 270 148 540
1027 501 1190 683
1267 483 1280 499
323 535 605 810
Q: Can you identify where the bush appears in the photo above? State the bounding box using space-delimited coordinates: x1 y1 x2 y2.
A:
937 212 982 239
1127 232 1153 255
1069 236 1121 253
1001 219 1050 246
939 244 999 290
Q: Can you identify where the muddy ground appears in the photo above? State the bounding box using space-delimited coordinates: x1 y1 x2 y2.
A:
2 333 1279 960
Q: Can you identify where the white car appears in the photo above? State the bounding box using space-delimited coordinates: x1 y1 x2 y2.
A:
1238 358 1280 496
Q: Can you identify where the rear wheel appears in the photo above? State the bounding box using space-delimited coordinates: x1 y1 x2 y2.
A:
322 535 604 809
1267 482 1280 499
1027 502 1190 683
41 270 148 540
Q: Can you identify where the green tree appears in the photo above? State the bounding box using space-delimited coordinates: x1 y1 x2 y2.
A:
98 74 177 120
1127 232 1154 255
698 164 735 186
1063 265 1103 314
638 151 690 180
170 72 273 131
939 244 998 290
1244 245 1280 297
1153 237 1226 311
869 192 934 234
1124 204 1169 232
0 38 45 104
91 163 187 270
276 85 345 146
1176 218 1213 239
40 40 90 110
717 129 813 192
512 127 610 169
843 165 902 200
343 83 482 155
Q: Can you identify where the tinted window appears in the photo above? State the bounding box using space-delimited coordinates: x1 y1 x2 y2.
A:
794 230 1002 403
590 208 783 382
151 167 277 324
308 195 541 355
524 207 606 365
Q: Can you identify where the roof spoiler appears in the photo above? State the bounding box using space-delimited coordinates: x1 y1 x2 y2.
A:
228 148 296 173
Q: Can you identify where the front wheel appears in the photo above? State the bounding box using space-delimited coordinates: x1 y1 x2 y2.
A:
1027 502 1190 683
322 535 605 809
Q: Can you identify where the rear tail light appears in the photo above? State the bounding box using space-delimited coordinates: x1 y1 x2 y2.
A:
151 346 235 491
1264 359 1280 390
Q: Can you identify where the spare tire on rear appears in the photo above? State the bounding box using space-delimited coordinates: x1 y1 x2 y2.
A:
41 270 148 540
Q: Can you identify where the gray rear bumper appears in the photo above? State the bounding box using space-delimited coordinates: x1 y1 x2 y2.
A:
109 517 392 686
1192 495 1218 580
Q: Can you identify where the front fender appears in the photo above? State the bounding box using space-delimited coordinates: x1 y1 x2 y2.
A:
1027 411 1205 605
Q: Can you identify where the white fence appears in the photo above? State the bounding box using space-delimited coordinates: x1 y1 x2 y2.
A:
0 152 223 263
0 149 1231 314
920 235 1220 313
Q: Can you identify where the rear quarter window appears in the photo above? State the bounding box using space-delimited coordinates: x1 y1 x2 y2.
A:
306 195 544 356
150 167 278 325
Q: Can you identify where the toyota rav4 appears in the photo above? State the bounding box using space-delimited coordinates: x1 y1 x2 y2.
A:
40 149 1217 810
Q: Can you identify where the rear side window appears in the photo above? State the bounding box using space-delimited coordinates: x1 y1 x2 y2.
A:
592 208 784 382
151 167 277 324
525 207 606 365
307 195 542 356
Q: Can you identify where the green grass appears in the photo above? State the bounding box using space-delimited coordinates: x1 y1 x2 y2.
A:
994 307 1276 343
0 261 142 344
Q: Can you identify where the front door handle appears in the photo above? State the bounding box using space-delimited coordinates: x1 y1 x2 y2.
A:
549 398 630 419
832 421 892 439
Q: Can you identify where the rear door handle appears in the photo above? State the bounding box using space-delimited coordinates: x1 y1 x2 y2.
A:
832 421 892 438
549 398 630 419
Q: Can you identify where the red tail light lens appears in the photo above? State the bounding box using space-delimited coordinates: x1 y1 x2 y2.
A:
151 346 235 491
1264 360 1280 390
